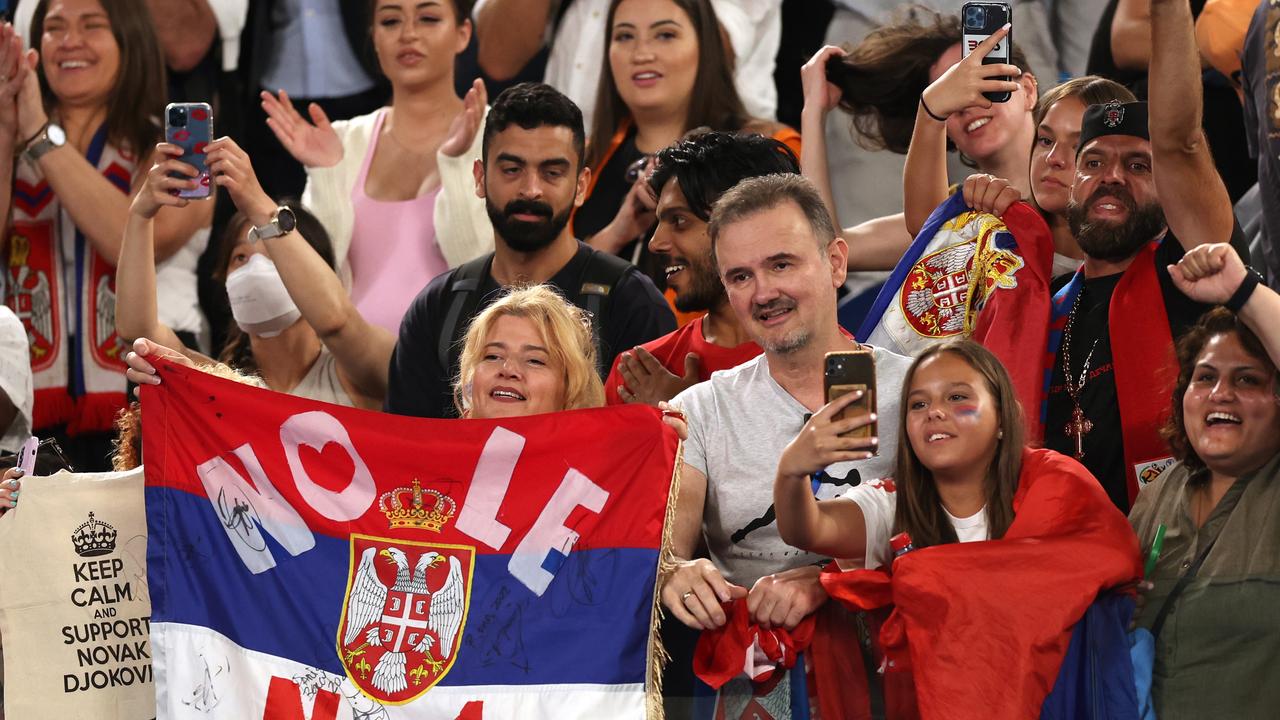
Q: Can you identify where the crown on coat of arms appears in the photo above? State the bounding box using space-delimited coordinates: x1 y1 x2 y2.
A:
72 512 118 557
379 479 456 532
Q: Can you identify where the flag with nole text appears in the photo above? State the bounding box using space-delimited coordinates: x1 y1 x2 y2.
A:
142 361 679 719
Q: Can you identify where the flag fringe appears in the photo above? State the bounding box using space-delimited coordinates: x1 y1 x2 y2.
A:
646 439 683 720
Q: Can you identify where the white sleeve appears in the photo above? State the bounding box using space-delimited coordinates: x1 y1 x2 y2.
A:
13 1 34 46
0 308 33 454
670 384 712 477
210 0 250 71
709 0 781 120
434 109 495 269
838 480 897 570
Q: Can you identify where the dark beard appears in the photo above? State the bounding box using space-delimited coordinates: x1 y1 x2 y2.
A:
1066 187 1167 262
671 256 726 313
486 198 572 253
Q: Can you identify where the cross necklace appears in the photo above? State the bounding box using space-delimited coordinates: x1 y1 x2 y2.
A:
1061 294 1101 459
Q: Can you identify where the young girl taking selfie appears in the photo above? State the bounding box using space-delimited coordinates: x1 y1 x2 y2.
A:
772 339 1140 717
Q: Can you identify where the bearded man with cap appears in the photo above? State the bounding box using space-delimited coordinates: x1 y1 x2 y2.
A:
1036 0 1253 513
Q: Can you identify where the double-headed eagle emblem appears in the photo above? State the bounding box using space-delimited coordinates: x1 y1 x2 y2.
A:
342 546 466 695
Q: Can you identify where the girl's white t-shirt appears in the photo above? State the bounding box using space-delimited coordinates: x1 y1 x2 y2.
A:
840 478 989 570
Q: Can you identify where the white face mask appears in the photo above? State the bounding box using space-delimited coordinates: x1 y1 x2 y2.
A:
225 253 301 338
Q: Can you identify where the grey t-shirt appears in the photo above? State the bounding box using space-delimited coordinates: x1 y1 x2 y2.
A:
673 346 913 586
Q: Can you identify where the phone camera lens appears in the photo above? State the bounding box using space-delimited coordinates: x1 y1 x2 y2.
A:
168 108 187 127
965 6 985 29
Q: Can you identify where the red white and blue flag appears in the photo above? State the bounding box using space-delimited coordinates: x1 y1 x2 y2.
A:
142 361 679 719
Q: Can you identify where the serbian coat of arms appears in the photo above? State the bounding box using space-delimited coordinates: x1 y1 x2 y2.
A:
899 211 1024 340
336 534 474 705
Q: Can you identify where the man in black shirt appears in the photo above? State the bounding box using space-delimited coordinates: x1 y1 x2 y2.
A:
1042 0 1247 512
386 83 674 418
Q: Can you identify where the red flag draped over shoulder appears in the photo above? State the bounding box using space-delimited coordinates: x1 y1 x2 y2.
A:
822 448 1141 720
968 202 1055 441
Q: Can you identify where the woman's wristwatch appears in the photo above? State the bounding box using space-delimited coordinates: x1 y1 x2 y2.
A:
21 122 66 162
247 206 298 243
1226 267 1265 313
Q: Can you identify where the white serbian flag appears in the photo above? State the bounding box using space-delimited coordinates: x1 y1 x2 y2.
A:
142 361 679 719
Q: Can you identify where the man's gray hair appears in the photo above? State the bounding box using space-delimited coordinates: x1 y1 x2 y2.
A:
707 174 838 267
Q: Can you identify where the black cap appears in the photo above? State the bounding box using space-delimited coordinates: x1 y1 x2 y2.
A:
1077 101 1149 156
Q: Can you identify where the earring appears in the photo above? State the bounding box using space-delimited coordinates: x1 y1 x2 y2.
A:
997 429 1004 440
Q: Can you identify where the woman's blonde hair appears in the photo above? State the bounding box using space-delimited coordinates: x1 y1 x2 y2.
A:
453 285 605 415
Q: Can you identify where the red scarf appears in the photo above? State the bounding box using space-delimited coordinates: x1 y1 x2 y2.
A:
4 127 132 433
1026 242 1178 501
821 448 1141 720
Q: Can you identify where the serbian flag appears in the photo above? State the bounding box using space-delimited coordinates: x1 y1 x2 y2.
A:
821 448 1141 719
141 360 680 719
857 193 1053 372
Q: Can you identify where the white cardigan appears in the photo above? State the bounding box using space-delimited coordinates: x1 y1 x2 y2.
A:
300 108 494 283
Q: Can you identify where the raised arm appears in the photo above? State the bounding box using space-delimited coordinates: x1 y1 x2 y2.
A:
13 51 212 264
115 144 204 355
1110 0 1152 72
474 0 553 81
1148 0 1233 251
773 391 875 560
205 138 395 403
908 26 1020 236
1169 244 1280 366
799 46 848 235
145 0 217 72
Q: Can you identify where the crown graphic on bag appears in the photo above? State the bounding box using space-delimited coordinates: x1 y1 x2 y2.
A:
72 512 118 557
378 479 456 532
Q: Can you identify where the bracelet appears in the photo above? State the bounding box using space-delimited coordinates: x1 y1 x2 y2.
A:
920 96 948 123
12 122 47 158
1225 268 1263 313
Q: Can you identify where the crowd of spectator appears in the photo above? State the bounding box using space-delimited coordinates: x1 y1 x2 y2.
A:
0 0 1278 718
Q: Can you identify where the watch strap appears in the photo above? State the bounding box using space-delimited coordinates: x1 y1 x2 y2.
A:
247 208 290 242
23 124 61 162
1225 267 1263 313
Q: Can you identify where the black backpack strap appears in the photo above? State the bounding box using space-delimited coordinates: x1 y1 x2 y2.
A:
573 248 632 374
437 255 494 372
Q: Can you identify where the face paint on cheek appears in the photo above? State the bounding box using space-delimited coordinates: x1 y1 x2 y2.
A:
954 405 981 421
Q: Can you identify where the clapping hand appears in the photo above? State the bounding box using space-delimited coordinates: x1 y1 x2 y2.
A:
617 348 699 406
261 90 343 168
440 79 488 158
591 160 657 253
0 23 30 143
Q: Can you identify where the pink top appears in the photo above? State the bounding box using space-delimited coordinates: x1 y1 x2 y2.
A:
348 108 448 333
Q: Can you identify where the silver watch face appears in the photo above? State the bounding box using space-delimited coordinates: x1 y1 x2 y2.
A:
277 207 296 233
46 124 66 146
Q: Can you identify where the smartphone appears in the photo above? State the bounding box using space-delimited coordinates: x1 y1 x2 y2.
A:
164 102 213 200
824 350 877 448
16 436 37 476
961 1 1013 103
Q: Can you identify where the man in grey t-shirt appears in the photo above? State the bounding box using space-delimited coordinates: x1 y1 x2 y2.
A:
664 174 911 636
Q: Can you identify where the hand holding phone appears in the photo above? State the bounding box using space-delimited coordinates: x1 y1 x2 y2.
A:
824 350 878 449
164 102 214 200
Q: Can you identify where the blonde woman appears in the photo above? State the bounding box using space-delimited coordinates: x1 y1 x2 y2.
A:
454 285 605 419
